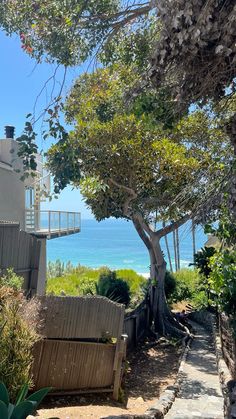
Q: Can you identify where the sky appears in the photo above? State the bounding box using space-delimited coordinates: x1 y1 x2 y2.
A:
0 31 94 218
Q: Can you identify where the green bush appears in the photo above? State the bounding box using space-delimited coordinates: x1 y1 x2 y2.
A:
116 269 146 295
191 246 216 278
0 272 40 401
164 271 176 299
209 249 236 315
0 269 23 290
167 268 203 307
96 269 131 306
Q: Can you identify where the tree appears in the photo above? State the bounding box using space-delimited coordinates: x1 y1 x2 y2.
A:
47 65 230 336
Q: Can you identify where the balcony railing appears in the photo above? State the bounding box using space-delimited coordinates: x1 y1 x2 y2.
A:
25 210 81 239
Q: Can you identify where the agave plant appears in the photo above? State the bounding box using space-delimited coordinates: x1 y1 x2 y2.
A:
0 382 51 419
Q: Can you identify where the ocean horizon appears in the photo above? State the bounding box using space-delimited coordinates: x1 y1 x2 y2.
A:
47 219 207 274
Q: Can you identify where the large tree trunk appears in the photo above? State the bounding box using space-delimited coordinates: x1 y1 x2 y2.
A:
132 215 188 338
150 237 186 338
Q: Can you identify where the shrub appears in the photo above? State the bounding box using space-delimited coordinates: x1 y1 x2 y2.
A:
96 269 131 306
170 269 200 302
164 271 176 299
0 268 23 290
47 259 65 278
116 269 146 295
191 246 216 278
209 249 236 315
0 272 40 401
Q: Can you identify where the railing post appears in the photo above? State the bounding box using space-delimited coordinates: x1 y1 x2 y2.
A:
67 212 69 234
74 212 76 232
59 211 61 236
48 211 51 239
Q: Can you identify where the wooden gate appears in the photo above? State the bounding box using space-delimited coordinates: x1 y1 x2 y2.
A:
0 220 41 294
32 295 127 399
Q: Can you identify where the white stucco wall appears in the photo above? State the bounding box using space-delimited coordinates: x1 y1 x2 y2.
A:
0 165 25 228
0 139 25 228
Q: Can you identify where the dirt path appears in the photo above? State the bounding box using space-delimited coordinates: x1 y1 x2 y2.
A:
37 340 180 419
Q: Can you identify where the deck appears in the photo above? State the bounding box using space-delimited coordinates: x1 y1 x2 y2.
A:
25 210 81 239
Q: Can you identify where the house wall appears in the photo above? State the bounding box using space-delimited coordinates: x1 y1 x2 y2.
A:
0 139 25 228
0 166 25 228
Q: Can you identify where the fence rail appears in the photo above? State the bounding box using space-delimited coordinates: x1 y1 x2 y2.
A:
25 210 81 238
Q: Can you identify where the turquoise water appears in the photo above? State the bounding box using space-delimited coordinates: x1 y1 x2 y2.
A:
47 219 207 274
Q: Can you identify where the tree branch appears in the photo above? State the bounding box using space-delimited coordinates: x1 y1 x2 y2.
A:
132 215 152 250
109 177 137 217
156 214 191 238
109 177 137 198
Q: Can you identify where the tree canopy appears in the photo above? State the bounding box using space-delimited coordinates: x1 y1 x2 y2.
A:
1 0 235 105
48 65 230 220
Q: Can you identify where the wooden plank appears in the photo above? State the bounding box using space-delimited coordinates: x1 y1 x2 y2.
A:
39 296 125 339
33 340 116 391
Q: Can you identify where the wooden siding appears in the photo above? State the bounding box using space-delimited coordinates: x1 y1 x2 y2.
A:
33 296 126 399
33 340 116 390
38 295 125 339
0 221 41 294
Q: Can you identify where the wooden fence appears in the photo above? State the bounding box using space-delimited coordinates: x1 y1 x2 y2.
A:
124 298 150 350
0 220 41 295
219 313 236 378
32 295 126 400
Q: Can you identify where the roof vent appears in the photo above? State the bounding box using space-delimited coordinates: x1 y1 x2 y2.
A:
5 126 15 139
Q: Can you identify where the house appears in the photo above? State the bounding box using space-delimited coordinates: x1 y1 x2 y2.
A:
0 125 81 294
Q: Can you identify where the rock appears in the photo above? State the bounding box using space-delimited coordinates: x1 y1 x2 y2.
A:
136 396 144 403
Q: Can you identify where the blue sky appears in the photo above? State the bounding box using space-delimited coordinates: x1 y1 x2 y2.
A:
0 31 93 218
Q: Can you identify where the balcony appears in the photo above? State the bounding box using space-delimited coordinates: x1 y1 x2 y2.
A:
25 210 81 239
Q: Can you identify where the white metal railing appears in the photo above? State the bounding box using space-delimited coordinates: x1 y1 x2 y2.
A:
25 210 81 238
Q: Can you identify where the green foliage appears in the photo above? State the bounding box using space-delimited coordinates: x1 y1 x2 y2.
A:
191 247 216 279
164 271 176 299
47 263 144 306
167 268 207 308
172 269 201 302
209 249 236 315
96 269 131 306
0 382 51 419
47 259 66 278
0 269 23 291
0 0 123 66
191 291 209 309
47 62 229 229
116 269 146 296
0 273 40 401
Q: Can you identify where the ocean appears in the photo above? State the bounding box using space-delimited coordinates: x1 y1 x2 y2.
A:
47 219 207 274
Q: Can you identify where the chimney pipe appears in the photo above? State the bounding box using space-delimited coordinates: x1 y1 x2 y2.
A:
5 126 15 139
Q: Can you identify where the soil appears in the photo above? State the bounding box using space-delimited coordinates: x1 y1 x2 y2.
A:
36 339 180 419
